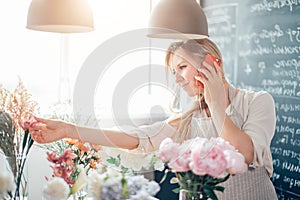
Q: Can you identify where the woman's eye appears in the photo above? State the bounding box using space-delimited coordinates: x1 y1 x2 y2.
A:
179 65 187 70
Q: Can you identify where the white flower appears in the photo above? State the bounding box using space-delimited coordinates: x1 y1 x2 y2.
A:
129 190 159 200
119 150 152 171
105 167 122 178
70 165 88 194
153 159 165 171
142 180 161 196
127 175 160 198
0 171 14 199
42 177 70 200
101 176 122 200
101 147 159 172
127 175 149 193
88 171 104 199
87 168 160 200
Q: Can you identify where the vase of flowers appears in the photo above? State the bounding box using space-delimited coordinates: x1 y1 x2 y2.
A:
0 81 39 199
5 153 30 199
179 189 206 200
36 103 103 200
88 147 163 199
157 137 248 200
87 165 161 200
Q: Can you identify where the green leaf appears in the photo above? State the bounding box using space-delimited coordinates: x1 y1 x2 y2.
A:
203 184 214 190
106 156 120 167
172 188 181 194
214 185 225 192
203 187 218 200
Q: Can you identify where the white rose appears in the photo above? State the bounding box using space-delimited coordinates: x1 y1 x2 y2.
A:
42 177 70 200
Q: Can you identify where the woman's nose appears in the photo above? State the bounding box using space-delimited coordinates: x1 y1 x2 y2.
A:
175 73 183 83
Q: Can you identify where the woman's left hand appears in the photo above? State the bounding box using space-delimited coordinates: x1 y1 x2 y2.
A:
195 60 227 112
195 59 229 135
29 116 74 144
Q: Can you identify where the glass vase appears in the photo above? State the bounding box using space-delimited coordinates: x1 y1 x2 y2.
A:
6 154 29 200
179 189 208 200
69 189 87 200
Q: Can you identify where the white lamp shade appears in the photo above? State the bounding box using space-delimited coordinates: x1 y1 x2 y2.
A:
148 0 208 39
27 0 94 33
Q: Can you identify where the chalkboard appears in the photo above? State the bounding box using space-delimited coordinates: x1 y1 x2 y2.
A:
202 0 300 199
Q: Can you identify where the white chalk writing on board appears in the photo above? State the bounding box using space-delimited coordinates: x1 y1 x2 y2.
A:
250 0 299 13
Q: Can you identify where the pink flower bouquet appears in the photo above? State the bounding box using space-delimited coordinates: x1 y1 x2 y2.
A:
157 137 248 200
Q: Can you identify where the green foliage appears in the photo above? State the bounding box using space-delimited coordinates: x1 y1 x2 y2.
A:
161 169 230 200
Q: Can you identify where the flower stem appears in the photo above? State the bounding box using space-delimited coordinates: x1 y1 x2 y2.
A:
121 167 128 199
14 132 34 199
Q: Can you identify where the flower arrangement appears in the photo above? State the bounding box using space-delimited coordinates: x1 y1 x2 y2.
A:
88 168 160 200
87 147 163 200
42 141 162 200
42 139 102 200
88 162 161 200
0 80 39 199
157 137 248 200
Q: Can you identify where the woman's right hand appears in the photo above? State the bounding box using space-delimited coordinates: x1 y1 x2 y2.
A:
29 116 75 144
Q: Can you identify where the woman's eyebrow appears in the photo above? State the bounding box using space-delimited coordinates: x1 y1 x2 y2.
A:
176 61 186 67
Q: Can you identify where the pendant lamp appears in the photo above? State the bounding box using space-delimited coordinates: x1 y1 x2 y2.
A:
148 0 208 39
26 0 94 33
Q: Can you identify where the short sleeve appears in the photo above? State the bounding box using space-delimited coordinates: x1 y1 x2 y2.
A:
121 121 177 153
241 92 276 174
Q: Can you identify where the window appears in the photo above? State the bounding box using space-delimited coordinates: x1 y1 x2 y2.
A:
0 0 176 126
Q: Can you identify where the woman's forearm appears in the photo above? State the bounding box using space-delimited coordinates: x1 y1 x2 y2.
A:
220 115 254 164
211 104 254 164
66 124 139 149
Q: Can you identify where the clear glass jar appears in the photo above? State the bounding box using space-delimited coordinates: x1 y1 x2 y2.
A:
179 189 208 200
6 154 29 199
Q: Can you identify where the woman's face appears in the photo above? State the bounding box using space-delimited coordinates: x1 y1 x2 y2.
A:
171 49 203 97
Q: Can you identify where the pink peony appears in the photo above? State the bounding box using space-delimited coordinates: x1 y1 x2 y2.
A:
167 138 199 172
214 137 235 151
156 136 248 197
168 150 191 172
157 138 180 162
190 139 227 178
157 137 247 178
224 149 248 174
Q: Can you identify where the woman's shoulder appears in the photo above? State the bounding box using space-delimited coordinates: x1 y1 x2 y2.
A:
230 88 275 121
236 88 274 105
166 113 181 129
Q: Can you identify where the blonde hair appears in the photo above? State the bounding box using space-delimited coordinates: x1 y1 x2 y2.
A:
166 38 223 142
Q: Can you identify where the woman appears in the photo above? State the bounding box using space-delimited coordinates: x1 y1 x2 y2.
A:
30 38 277 199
